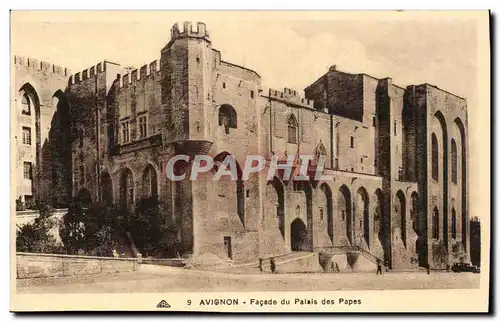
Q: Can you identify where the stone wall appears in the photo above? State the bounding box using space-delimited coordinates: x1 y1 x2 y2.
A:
16 253 139 279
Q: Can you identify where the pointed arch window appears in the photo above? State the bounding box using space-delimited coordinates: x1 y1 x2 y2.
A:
451 208 457 239
432 207 440 239
315 143 326 162
431 133 439 181
287 115 298 144
451 139 458 184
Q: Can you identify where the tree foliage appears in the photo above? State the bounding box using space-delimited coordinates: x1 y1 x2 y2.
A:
16 202 62 253
60 196 177 258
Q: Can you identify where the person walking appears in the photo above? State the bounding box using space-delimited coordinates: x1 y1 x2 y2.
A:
376 259 383 275
258 258 263 272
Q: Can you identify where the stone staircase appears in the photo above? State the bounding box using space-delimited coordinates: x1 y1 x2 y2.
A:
222 252 323 274
316 246 385 272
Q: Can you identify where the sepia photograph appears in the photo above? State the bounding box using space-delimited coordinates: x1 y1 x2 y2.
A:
9 10 491 312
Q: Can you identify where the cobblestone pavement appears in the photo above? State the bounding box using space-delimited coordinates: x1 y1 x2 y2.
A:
16 267 480 293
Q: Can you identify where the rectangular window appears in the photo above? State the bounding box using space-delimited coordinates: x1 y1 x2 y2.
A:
341 210 346 221
319 207 324 220
122 121 130 143
334 158 339 169
394 121 397 136
79 128 84 148
23 162 32 180
250 90 254 98
22 127 31 145
222 82 226 89
372 116 376 127
246 190 250 198
350 136 354 148
138 116 147 139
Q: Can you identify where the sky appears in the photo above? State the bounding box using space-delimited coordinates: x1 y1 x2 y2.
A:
10 11 489 219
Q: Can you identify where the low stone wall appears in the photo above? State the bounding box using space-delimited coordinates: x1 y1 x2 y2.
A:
16 253 139 279
142 258 186 267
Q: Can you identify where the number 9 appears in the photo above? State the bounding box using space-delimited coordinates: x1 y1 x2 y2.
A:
187 300 191 306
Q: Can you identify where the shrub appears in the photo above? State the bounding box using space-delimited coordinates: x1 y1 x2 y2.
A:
16 202 62 253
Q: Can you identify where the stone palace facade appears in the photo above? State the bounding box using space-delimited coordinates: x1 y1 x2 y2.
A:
12 22 470 269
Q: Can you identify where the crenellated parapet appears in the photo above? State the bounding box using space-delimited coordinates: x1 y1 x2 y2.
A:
118 59 161 88
267 87 315 109
13 55 70 76
170 21 209 41
69 61 111 85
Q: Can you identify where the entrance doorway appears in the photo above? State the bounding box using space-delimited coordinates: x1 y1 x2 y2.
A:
291 218 308 251
223 236 232 259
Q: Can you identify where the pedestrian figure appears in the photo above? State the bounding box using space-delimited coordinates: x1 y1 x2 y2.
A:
258 258 263 272
335 262 340 273
427 264 430 275
376 259 383 275
270 257 276 274
385 260 389 272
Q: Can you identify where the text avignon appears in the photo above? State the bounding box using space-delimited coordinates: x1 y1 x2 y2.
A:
199 299 239 306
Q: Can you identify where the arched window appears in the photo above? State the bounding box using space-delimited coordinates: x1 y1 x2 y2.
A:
287 115 298 144
315 143 326 161
451 208 457 239
142 165 158 199
432 207 440 239
21 93 31 115
431 133 439 181
451 139 458 184
218 104 237 134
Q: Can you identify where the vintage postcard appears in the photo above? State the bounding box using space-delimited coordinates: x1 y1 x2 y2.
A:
10 10 490 313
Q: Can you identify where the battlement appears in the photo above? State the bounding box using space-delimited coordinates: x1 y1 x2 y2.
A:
171 21 210 41
118 59 161 88
13 55 70 76
69 61 116 85
267 87 314 109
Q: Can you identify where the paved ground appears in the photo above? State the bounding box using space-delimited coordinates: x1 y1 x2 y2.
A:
16 267 480 293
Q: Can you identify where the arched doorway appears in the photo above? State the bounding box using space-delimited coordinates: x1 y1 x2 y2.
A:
269 177 285 239
291 218 307 251
356 187 370 247
395 190 407 247
298 181 313 250
319 183 333 244
339 185 352 244
373 189 389 263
